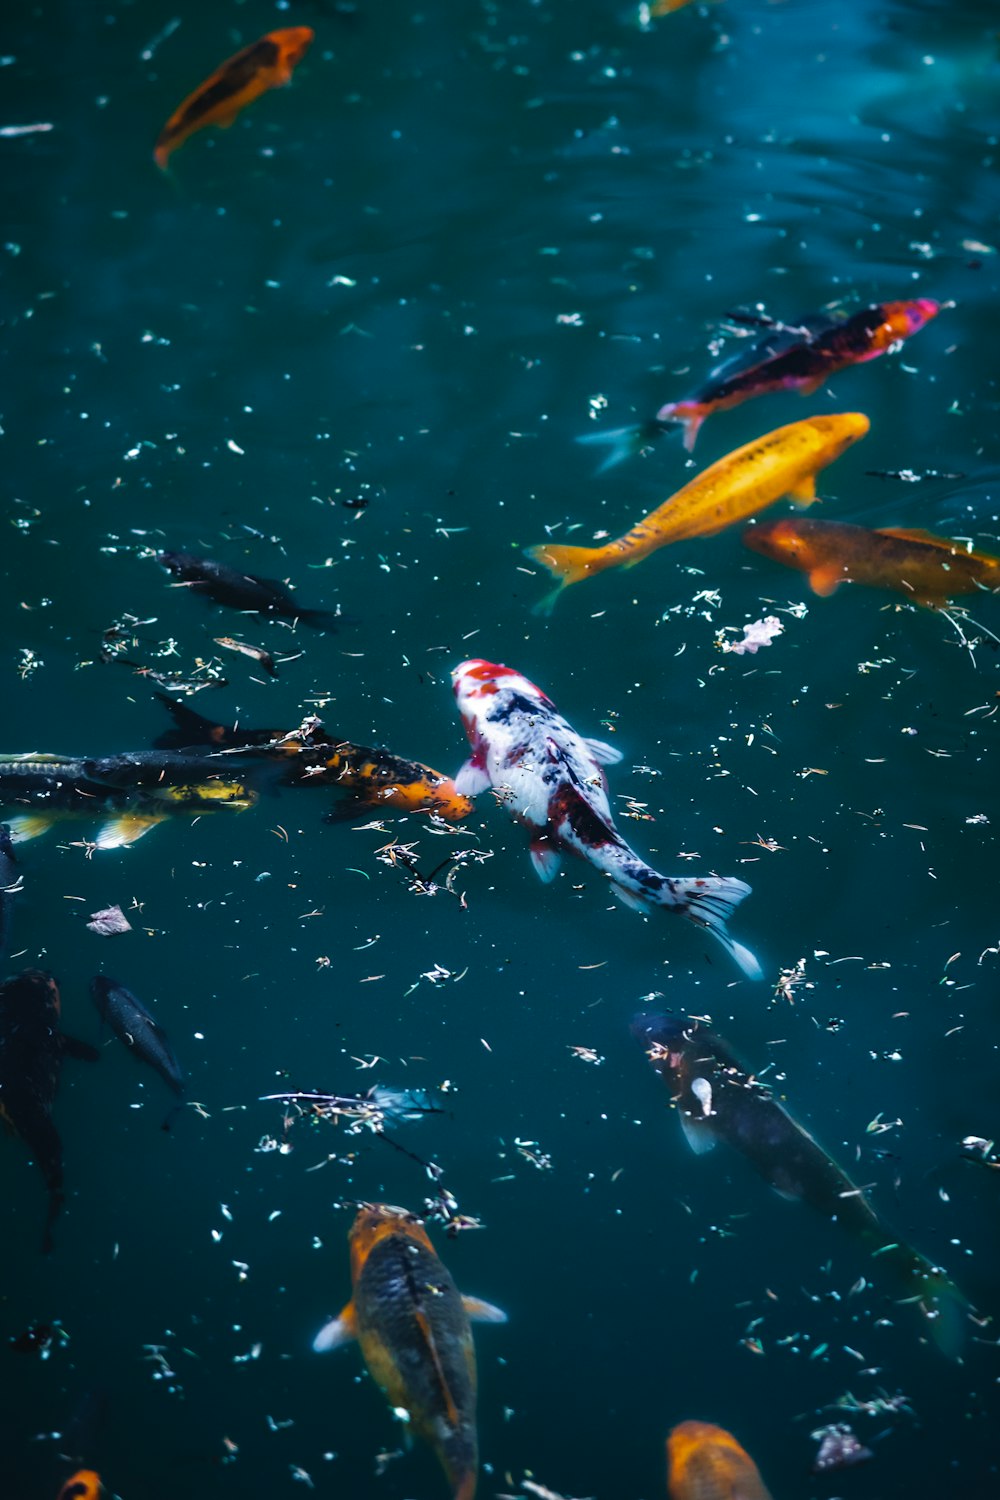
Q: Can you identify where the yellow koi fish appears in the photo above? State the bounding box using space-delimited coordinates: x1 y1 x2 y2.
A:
526 412 869 612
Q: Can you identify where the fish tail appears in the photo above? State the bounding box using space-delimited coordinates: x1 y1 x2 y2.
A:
452 1474 477 1500
575 420 669 472
42 1188 64 1255
659 875 762 978
524 543 606 613
904 1260 973 1359
299 607 345 632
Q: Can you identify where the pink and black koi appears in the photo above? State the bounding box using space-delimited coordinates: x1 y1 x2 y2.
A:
451 660 761 977
581 298 939 466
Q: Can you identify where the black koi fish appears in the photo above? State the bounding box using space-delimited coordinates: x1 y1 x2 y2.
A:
0 971 99 1251
91 978 186 1131
158 550 343 629
313 1203 506 1500
632 1012 972 1356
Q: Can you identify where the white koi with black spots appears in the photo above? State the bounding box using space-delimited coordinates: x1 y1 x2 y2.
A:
451 659 761 978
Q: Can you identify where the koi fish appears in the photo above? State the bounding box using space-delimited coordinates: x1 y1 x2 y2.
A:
743 516 1000 606
0 750 257 848
667 1421 773 1500
158 551 342 629
91 978 186 1131
632 1012 972 1356
0 823 20 960
154 27 314 170
0 971 99 1252
152 696 474 822
452 660 761 977
56 1473 101 1500
583 300 937 464
312 1203 507 1500
528 413 869 613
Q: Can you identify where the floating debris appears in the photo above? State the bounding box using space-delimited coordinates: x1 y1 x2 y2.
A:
811 1422 873 1473
86 906 132 936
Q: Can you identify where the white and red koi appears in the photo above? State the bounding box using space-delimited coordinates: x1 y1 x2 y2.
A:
451 660 761 978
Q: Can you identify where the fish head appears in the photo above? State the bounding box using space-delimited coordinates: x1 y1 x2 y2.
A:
630 1012 694 1075
451 659 553 746
369 760 474 821
743 517 817 568
880 298 940 342
56 1472 101 1500
348 1202 435 1284
274 26 315 71
668 1422 764 1496
805 411 871 457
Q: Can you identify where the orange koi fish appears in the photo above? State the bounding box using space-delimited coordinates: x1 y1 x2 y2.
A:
528 412 869 613
313 1204 506 1500
583 300 936 465
667 1421 773 1500
154 27 314 170
744 516 1000 606
56 1474 101 1500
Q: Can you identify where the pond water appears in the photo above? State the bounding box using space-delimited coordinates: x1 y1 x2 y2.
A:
2 0 1000 1496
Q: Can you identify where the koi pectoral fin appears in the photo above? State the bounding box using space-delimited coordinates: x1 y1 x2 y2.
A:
808 565 844 597
529 840 561 884
312 1302 358 1352
454 759 491 797
678 1112 717 1155
462 1295 507 1324
787 475 817 504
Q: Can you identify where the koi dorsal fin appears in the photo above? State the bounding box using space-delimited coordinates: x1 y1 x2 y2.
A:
876 526 953 549
414 1307 462 1429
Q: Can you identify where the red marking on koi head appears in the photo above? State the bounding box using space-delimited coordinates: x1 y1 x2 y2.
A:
878 298 940 344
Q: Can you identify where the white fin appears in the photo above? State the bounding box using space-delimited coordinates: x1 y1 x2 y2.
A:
462 1295 508 1324
95 814 165 849
679 1111 717 1155
584 737 624 766
454 759 491 797
6 814 54 842
529 840 561 884
656 876 763 980
611 882 652 915
312 1314 356 1353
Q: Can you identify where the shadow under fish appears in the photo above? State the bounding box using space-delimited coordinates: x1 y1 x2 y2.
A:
632 1011 974 1357
91 978 186 1131
0 971 99 1252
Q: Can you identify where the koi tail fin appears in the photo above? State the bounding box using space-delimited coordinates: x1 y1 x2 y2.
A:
42 1188 64 1255
298 607 347 632
648 874 762 978
524 543 605 615
909 1262 973 1359
575 420 670 472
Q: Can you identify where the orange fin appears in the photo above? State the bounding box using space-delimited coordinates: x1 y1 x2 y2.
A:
796 375 826 396
414 1307 462 1429
312 1300 358 1352
808 565 844 597
787 475 817 504
462 1295 507 1324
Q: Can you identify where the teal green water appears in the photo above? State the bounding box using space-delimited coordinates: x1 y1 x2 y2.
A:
3 1 1000 1496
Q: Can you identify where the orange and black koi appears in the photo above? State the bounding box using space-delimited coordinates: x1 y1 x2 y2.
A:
743 516 1000 606
154 28 314 170
0 971 99 1252
667 1421 772 1500
313 1204 506 1500
583 299 938 465
152 696 475 822
56 1473 101 1500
